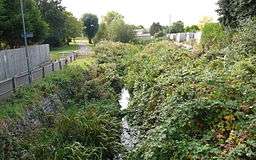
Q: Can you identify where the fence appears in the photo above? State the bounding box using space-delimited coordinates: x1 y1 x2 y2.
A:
0 53 78 101
0 44 50 81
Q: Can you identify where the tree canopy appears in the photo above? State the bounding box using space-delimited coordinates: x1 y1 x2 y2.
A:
107 19 135 43
0 0 82 49
149 22 162 36
217 0 256 27
37 0 81 47
64 12 82 41
102 11 124 25
82 13 99 44
185 25 200 32
0 0 48 48
168 21 184 33
95 11 135 43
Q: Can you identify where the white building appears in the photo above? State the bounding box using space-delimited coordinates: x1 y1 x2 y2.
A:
167 32 202 43
135 29 152 40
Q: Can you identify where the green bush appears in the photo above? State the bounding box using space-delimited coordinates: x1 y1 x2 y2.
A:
123 40 256 159
232 19 256 56
55 106 122 159
0 54 124 159
201 23 227 52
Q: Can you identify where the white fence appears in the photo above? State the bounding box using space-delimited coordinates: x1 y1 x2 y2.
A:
0 44 50 81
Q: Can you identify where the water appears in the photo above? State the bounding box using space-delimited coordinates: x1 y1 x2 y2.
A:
119 88 130 110
117 88 138 159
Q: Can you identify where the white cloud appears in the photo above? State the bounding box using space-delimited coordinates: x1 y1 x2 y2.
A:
62 0 219 27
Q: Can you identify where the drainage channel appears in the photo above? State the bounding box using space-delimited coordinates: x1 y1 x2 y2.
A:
116 88 137 159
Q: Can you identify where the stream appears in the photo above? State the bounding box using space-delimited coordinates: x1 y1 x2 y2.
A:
117 88 138 159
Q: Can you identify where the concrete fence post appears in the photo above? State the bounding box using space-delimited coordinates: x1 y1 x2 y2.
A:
12 77 16 92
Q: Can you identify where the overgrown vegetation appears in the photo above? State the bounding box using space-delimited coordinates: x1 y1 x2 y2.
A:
121 19 256 159
0 54 125 159
200 23 227 52
1 1 256 158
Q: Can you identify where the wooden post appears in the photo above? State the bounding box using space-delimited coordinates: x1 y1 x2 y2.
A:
59 61 62 70
65 59 68 65
74 53 77 60
12 77 16 92
42 66 45 78
52 62 55 71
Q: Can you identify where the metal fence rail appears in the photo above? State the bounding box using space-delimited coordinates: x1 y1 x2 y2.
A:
0 53 77 101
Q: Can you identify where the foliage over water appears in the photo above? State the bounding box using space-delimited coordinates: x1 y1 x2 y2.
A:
122 32 256 159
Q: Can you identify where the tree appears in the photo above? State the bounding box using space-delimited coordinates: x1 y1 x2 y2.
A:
201 23 226 52
102 11 124 25
107 19 135 43
234 18 256 55
0 0 3 36
94 11 135 43
149 22 162 36
0 0 48 48
36 0 81 47
217 0 256 27
36 0 67 47
185 25 200 32
82 13 99 44
94 23 108 43
168 21 184 33
64 12 82 43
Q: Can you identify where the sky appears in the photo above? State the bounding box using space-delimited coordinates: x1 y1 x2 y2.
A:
62 0 219 27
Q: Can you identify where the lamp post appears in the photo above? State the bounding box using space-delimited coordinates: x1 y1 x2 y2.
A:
20 0 32 84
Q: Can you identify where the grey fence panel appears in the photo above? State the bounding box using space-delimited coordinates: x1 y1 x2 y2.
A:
44 64 53 74
0 44 50 81
0 53 77 102
0 54 7 80
54 61 60 71
32 68 43 81
6 48 27 78
0 79 12 96
16 74 30 87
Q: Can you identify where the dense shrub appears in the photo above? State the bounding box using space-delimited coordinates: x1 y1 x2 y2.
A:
232 19 256 56
201 23 227 52
93 41 140 79
1 19 256 159
123 40 256 159
0 55 124 159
